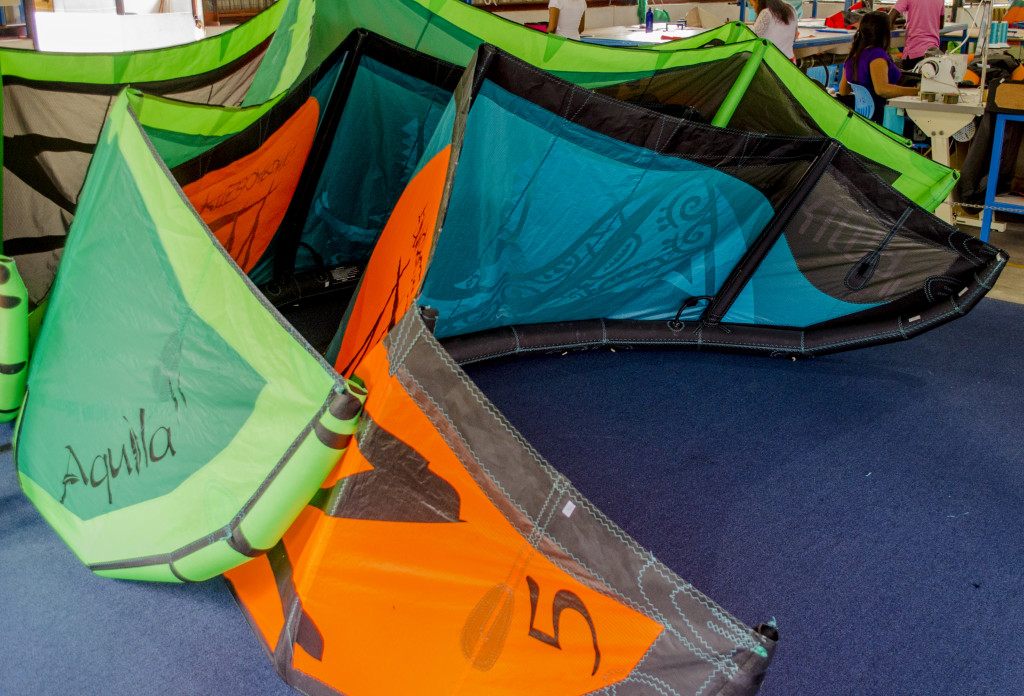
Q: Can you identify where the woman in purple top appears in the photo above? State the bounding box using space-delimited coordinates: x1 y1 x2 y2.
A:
838 12 919 123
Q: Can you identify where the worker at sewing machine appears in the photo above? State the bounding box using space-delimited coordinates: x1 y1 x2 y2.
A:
839 12 921 124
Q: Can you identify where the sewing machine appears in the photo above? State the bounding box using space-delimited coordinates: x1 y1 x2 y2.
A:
917 53 970 99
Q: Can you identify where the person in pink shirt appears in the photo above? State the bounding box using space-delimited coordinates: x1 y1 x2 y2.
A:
888 0 945 70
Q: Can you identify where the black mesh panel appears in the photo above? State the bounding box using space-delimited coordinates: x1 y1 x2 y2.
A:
598 56 824 139
597 56 746 122
730 63 822 138
783 162 960 304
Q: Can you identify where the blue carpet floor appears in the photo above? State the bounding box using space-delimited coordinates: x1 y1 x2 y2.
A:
2 297 1022 695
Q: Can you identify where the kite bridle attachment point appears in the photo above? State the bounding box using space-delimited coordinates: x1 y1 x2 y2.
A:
669 295 713 330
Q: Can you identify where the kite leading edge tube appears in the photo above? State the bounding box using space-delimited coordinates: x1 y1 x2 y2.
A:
0 255 28 423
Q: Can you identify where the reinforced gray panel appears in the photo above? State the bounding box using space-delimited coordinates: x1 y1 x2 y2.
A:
383 309 774 695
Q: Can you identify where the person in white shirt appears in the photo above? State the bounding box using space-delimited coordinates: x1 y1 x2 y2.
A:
752 0 798 60
548 0 587 40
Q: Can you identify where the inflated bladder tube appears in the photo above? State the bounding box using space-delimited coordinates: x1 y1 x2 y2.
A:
0 256 28 423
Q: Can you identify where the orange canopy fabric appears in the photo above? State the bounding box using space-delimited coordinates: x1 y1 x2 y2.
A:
183 98 319 272
228 312 666 694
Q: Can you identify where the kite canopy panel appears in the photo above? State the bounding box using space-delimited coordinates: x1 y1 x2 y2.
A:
226 308 778 696
13 93 366 582
331 45 1005 369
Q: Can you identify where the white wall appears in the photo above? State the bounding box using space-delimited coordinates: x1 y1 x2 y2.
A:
34 11 203 51
52 0 195 12
51 0 117 13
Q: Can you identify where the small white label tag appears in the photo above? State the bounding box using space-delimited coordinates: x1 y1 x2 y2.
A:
561 501 576 518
